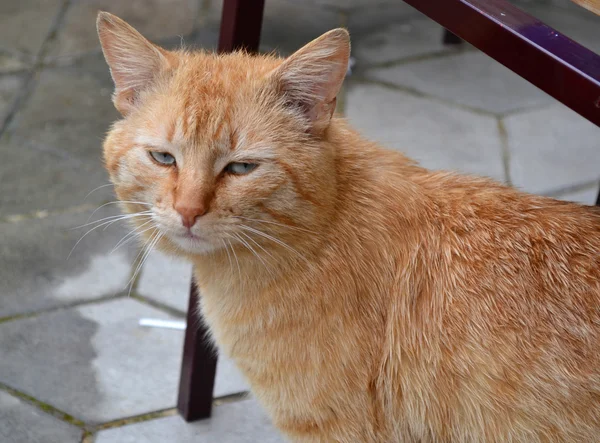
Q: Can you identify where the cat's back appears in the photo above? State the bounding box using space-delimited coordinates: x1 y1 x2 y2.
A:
388 169 600 441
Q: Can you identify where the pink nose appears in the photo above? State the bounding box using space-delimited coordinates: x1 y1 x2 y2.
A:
174 204 206 229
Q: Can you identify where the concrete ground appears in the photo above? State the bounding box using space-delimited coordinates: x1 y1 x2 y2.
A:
0 0 599 441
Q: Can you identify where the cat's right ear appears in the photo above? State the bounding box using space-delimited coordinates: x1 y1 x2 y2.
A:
270 28 350 134
97 12 174 115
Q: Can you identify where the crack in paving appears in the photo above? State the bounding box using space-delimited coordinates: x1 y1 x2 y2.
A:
0 381 88 430
352 76 501 118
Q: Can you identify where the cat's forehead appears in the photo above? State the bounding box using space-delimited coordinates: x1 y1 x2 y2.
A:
134 54 282 155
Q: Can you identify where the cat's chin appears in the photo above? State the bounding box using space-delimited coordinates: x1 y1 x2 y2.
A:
169 233 218 255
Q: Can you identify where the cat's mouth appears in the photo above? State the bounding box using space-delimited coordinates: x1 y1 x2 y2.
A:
169 230 216 253
180 231 205 240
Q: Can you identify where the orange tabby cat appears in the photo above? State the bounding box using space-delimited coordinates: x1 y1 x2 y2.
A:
97 12 600 442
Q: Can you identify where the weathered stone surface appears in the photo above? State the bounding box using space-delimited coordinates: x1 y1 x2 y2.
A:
95 398 283 443
504 105 600 195
0 391 82 443
346 1 418 36
351 16 447 67
12 53 117 130
259 0 342 55
0 74 23 124
0 53 29 73
345 83 506 181
2 54 118 215
0 207 136 318
0 0 63 55
555 184 599 205
48 0 199 59
367 51 554 114
0 299 182 423
0 134 113 216
137 250 192 314
0 298 249 423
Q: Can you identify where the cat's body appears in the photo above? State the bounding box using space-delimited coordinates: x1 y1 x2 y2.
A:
97 13 600 442
195 123 600 442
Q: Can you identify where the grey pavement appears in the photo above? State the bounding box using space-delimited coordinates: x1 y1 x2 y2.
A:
0 0 599 441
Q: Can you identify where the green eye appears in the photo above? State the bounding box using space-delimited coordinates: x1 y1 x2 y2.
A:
225 162 258 175
150 151 176 166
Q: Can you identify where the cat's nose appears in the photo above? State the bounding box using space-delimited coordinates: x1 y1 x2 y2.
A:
174 204 206 229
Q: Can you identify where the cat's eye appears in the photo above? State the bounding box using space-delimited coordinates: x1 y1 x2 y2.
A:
149 151 176 166
225 162 258 175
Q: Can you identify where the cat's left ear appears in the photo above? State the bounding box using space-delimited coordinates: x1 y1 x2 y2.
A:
96 12 175 115
271 29 350 134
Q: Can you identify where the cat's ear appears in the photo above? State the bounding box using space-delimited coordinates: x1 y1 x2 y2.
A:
96 12 174 115
271 28 350 133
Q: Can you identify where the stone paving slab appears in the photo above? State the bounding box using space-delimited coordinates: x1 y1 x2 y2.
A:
0 0 64 55
95 398 283 443
0 297 248 423
345 82 506 181
0 207 136 318
259 0 342 55
504 105 600 195
137 251 193 314
0 74 24 124
11 53 117 130
0 390 82 443
351 16 447 67
0 133 114 217
48 0 199 60
0 298 182 423
0 53 29 74
346 1 418 40
2 53 119 215
555 184 599 205
367 51 554 115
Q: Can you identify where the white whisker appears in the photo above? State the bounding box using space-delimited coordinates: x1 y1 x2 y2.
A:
239 224 309 264
233 216 316 234
83 183 114 201
85 200 152 224
67 212 151 260
226 237 242 281
70 211 152 230
111 219 156 254
240 230 277 262
127 229 163 297
221 239 234 270
238 231 273 276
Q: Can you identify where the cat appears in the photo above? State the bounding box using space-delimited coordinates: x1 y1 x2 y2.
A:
97 11 600 442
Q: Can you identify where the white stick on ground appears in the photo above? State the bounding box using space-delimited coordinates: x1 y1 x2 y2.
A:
139 318 187 330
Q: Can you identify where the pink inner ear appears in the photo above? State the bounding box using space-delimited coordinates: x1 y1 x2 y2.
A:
272 29 350 131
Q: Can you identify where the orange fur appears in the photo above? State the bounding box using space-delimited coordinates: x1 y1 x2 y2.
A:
98 12 600 442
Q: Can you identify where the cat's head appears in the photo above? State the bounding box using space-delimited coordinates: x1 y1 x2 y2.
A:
97 12 349 256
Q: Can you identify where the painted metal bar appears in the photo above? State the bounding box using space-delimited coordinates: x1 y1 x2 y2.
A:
402 0 600 127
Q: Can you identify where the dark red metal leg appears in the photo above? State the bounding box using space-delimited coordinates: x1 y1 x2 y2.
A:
177 280 218 421
443 29 462 45
596 187 600 206
177 0 265 423
218 0 266 53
